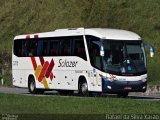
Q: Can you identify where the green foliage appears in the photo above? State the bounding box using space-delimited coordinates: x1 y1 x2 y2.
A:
0 0 160 84
2 75 12 86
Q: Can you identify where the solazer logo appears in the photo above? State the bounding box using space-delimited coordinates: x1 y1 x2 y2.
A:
58 59 78 67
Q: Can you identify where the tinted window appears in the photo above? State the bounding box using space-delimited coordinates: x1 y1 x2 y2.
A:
86 35 101 68
28 40 37 56
91 43 101 69
13 36 87 60
49 40 59 56
73 37 87 60
42 40 49 56
14 40 23 57
61 38 71 56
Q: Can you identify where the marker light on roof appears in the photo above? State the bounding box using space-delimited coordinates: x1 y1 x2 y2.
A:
26 35 30 39
34 35 38 38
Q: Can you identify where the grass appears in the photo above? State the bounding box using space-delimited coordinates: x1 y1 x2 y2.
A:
0 93 160 114
0 93 160 119
0 0 160 85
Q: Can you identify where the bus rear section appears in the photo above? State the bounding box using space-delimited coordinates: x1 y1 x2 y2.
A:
12 31 99 95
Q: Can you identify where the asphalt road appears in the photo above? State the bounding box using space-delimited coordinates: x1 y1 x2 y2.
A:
0 86 160 101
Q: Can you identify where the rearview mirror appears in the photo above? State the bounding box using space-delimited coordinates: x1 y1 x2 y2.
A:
100 45 104 56
143 41 154 58
150 47 154 57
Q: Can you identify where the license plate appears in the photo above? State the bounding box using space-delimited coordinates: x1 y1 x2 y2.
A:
124 87 132 90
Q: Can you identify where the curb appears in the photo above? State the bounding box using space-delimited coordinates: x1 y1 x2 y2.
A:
130 85 160 96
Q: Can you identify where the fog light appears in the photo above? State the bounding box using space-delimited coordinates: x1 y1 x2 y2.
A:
142 86 146 89
107 86 112 89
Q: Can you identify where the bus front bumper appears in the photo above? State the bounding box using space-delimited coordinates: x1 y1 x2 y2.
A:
102 78 147 93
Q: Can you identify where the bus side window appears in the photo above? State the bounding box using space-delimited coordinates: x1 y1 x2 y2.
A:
49 40 59 56
28 40 37 56
14 40 23 57
61 38 71 56
92 44 101 69
41 40 49 56
86 35 102 69
22 40 28 57
74 39 87 60
37 40 43 56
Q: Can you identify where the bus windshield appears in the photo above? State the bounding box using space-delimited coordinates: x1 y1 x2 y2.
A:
103 40 147 75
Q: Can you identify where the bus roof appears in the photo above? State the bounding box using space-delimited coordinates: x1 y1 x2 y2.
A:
14 28 141 40
85 28 141 40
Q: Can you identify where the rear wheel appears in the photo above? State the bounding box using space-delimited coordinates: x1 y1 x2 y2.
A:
28 77 36 94
28 77 44 94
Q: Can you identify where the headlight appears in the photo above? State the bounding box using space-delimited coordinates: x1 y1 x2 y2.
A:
141 77 147 82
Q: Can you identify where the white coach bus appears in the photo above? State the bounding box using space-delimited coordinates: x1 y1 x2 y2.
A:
12 28 154 97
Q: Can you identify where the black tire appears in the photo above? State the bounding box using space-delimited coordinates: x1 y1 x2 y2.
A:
117 92 129 98
28 77 44 94
78 79 89 97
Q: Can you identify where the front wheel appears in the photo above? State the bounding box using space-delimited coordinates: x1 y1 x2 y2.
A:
78 80 89 96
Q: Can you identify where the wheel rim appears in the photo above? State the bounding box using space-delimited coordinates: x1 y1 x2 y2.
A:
30 81 35 92
81 82 88 94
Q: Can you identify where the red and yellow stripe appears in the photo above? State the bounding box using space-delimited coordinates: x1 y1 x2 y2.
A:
31 57 55 89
